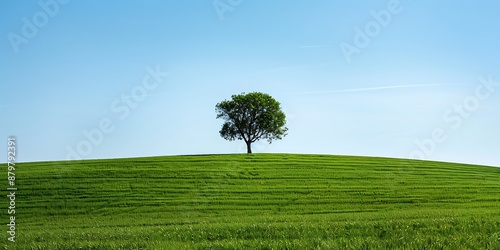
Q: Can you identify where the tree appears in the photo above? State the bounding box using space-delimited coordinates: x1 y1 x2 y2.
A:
215 92 288 154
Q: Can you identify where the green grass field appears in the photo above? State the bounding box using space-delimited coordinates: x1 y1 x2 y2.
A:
3 154 500 249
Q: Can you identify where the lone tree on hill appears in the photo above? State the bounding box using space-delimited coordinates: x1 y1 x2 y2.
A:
216 92 288 154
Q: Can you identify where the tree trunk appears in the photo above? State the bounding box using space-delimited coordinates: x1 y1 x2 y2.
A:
246 141 252 154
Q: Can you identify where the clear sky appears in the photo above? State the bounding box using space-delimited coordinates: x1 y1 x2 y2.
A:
1 0 499 166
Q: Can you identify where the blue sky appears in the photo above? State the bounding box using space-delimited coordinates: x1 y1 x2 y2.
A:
1 0 499 166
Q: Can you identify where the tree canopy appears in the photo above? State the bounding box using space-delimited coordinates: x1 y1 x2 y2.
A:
215 92 288 153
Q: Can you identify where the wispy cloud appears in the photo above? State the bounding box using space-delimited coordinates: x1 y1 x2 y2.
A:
322 84 447 93
283 84 455 95
257 67 292 73
257 62 334 74
299 45 331 48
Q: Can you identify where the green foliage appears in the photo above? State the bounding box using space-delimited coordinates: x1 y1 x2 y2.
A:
2 154 500 249
216 92 288 153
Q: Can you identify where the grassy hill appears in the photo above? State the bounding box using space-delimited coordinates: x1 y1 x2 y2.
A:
3 154 500 249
